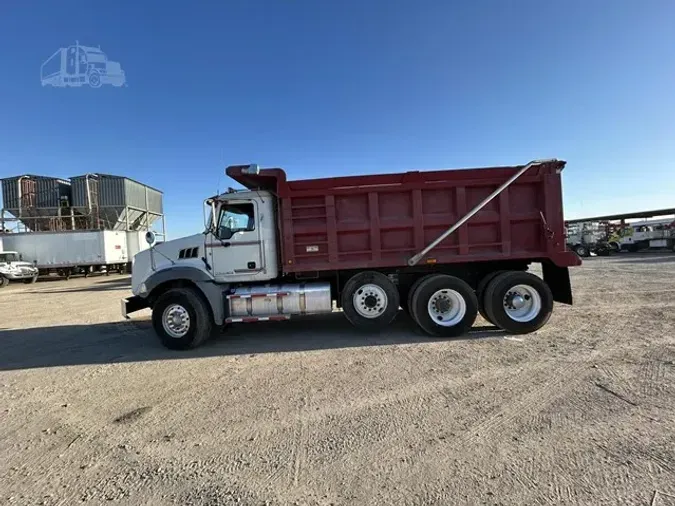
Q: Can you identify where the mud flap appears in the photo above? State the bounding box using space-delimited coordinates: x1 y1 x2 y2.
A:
542 262 573 305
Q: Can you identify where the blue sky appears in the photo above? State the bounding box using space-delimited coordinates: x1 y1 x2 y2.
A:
1 1 674 238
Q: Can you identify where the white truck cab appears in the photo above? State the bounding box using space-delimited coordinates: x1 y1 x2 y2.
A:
204 190 279 283
130 189 278 297
124 188 297 349
0 251 39 287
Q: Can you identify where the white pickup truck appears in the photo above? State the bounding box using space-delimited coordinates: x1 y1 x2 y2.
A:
0 251 39 287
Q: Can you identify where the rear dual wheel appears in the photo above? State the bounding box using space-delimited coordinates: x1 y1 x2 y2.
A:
476 270 506 324
482 271 553 334
409 274 478 337
342 271 400 331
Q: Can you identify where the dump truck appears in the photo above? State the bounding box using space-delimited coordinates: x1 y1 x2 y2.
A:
122 159 581 350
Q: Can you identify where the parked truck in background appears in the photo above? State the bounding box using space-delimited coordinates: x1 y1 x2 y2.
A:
565 222 612 257
608 218 675 253
122 159 581 350
0 251 39 287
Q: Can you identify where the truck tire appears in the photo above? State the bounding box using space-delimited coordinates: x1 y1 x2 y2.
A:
152 287 214 350
406 274 435 321
483 271 553 335
342 271 400 331
573 245 589 257
411 274 478 337
88 70 102 88
476 270 507 325
0 276 8 288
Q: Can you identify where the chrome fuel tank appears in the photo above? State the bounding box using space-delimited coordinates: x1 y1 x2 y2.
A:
227 281 332 317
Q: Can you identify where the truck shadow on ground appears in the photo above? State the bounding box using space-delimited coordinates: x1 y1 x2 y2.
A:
25 277 131 294
0 312 506 371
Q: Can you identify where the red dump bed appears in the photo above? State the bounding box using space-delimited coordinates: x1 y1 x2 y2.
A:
227 161 581 274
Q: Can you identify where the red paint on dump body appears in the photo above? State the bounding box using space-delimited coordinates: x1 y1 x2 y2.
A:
226 161 581 274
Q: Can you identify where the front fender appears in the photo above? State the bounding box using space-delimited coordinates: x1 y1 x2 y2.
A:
143 266 227 325
144 266 214 294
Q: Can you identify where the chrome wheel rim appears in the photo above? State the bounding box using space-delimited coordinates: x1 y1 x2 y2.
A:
353 284 388 319
427 289 466 326
503 284 541 322
162 304 191 338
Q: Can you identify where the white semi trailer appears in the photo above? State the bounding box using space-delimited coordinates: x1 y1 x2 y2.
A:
0 230 149 278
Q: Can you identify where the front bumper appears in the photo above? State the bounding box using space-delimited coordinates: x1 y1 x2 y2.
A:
4 270 38 280
121 296 150 319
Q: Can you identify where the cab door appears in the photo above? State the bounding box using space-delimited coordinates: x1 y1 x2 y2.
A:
207 200 264 282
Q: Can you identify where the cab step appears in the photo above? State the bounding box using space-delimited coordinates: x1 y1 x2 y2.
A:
225 315 290 324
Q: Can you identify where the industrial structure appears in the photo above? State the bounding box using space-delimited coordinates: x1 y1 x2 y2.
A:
0 173 165 279
1 173 165 235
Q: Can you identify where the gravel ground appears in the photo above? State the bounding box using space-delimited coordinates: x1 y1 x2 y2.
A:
1 255 675 506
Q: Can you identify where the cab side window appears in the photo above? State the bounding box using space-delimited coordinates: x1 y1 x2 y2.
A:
217 203 255 238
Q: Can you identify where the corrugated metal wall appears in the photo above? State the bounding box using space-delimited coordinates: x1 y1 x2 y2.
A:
1 176 71 209
98 174 127 207
147 188 163 214
124 178 146 209
70 174 100 209
3 173 163 232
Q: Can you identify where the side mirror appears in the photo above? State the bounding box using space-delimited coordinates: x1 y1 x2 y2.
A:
145 231 156 246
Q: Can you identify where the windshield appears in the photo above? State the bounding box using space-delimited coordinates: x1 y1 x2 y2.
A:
0 253 20 263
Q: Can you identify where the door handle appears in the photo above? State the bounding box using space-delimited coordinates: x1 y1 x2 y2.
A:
223 242 231 248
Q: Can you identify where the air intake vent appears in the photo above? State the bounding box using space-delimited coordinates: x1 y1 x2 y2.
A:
178 247 199 259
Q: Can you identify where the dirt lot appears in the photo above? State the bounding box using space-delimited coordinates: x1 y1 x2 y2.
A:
1 255 675 506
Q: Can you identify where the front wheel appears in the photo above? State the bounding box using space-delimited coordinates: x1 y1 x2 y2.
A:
88 70 102 88
483 271 553 334
0 276 8 288
410 274 478 337
152 288 213 350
